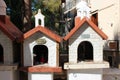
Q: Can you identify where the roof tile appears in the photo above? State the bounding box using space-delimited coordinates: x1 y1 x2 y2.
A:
19 66 62 72
64 17 108 40
0 16 23 41
23 26 62 43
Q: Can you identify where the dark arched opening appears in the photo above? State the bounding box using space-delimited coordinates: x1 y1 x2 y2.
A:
0 45 3 63
33 45 48 65
78 41 93 61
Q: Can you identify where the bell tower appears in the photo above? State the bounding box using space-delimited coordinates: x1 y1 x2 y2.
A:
76 0 91 19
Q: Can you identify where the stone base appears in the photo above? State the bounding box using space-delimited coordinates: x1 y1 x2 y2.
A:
0 70 19 80
28 72 53 80
67 69 103 80
0 64 18 70
64 61 109 69
67 68 120 80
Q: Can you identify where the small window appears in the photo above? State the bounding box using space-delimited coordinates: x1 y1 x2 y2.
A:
91 13 98 26
33 45 48 65
109 41 118 50
39 19 41 25
0 45 3 63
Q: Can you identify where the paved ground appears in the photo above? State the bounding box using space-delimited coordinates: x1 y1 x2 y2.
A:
54 68 120 80
103 68 120 80
54 70 67 80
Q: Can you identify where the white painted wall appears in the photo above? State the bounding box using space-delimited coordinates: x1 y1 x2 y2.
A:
23 32 58 67
0 30 13 64
68 69 103 80
90 0 115 12
68 72 102 80
28 72 53 80
90 0 120 49
68 23 104 63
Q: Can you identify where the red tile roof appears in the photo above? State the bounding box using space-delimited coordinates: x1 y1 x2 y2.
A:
0 16 23 41
23 26 62 43
64 17 108 40
19 66 62 72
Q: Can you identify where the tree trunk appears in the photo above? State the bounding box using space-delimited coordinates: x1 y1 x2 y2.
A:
23 0 32 32
10 0 23 30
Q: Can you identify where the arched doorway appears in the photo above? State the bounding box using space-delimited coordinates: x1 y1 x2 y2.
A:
78 41 93 61
0 45 3 63
33 45 48 65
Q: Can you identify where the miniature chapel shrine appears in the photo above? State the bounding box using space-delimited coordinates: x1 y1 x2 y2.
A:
64 1 109 80
64 0 109 69
0 0 23 80
0 0 116 80
20 9 62 80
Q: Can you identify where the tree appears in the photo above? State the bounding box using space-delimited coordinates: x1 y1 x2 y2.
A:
4 0 32 32
5 0 23 30
43 0 61 13
32 0 61 34
5 0 63 34
23 0 32 32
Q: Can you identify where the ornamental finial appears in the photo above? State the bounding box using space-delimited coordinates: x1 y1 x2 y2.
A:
35 9 45 27
76 0 91 19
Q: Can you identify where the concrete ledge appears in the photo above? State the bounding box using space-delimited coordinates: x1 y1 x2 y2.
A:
64 61 109 69
0 64 18 71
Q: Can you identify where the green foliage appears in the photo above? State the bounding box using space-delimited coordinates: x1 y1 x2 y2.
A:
32 0 62 34
5 0 63 34
43 0 61 14
4 0 23 30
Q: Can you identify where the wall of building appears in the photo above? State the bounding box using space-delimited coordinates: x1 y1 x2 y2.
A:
28 72 53 80
90 0 120 67
0 30 13 64
64 0 120 50
23 32 59 67
90 0 120 47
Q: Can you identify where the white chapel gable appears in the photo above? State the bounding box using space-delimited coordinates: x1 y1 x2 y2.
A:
71 23 102 41
23 32 58 67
